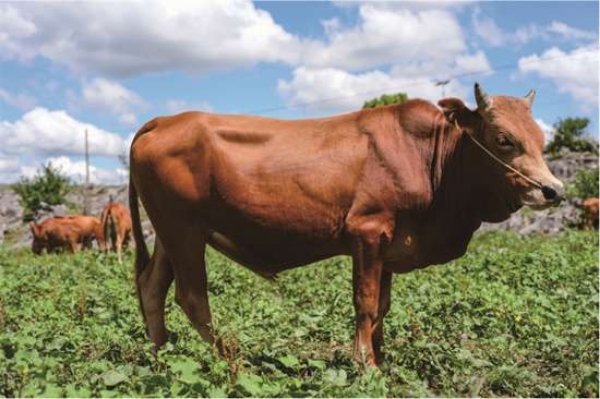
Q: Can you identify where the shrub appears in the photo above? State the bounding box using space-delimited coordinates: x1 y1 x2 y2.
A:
11 163 72 222
545 117 598 155
363 92 408 109
567 167 599 199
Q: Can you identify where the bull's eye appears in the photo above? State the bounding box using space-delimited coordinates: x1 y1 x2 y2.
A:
496 134 514 149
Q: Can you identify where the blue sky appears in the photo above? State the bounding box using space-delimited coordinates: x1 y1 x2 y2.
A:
0 1 597 184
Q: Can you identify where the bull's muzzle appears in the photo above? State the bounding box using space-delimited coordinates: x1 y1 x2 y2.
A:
542 181 565 206
541 182 565 205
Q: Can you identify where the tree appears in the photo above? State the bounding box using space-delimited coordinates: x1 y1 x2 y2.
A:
567 167 599 199
545 117 598 154
12 163 72 222
362 92 408 109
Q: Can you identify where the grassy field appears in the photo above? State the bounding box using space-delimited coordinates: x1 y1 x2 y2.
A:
0 231 598 397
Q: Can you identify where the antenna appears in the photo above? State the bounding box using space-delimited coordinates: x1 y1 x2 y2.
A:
434 79 451 97
84 128 90 215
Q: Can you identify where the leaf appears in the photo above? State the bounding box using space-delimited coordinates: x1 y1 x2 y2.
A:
324 369 348 387
101 369 128 387
308 359 327 370
65 384 92 398
277 354 299 369
208 386 228 398
235 373 263 397
169 358 200 384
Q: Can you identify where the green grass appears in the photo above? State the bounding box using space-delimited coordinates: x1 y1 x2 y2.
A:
0 231 598 397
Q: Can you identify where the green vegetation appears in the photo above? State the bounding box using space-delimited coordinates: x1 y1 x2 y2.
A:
11 163 72 222
568 167 599 199
0 231 598 397
362 93 408 109
545 117 598 155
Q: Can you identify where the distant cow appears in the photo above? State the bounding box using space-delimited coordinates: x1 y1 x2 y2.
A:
129 83 563 366
581 197 599 230
63 215 105 250
100 202 132 263
30 215 104 255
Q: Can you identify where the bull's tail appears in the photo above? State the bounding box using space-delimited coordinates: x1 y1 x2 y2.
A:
129 172 150 283
100 207 111 251
129 120 157 283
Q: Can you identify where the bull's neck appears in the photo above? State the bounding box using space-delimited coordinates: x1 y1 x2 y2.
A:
431 120 483 223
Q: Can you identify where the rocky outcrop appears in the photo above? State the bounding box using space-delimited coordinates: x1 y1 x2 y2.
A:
0 185 155 248
547 151 598 183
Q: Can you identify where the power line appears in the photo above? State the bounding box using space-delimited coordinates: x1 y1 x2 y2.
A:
246 47 598 115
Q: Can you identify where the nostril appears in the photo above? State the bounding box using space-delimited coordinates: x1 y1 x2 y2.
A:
541 185 557 201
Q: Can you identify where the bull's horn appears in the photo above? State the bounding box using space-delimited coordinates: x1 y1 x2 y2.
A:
524 89 536 106
474 82 493 111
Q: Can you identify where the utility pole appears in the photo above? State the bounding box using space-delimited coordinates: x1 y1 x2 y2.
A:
434 79 450 97
83 128 90 215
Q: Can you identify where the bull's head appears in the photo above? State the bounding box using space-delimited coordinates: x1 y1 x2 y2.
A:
439 83 564 221
30 222 45 255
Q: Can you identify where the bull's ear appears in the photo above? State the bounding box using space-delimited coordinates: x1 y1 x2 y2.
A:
438 97 467 121
474 82 493 112
30 222 39 236
524 89 536 107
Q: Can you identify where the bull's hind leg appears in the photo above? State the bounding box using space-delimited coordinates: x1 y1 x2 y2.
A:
116 230 124 264
162 226 215 345
138 237 174 348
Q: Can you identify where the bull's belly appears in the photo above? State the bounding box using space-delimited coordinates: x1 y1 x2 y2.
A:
199 188 349 276
206 230 346 278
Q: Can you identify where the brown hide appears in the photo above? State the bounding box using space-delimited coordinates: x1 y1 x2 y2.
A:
65 215 104 249
31 217 85 254
582 197 599 229
100 202 133 262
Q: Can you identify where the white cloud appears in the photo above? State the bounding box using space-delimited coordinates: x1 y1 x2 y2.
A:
277 3 494 114
0 88 36 110
19 156 128 185
547 21 597 41
0 3 37 59
472 9 597 47
0 107 129 157
0 1 479 78
389 50 492 80
278 67 470 113
535 118 555 143
0 1 303 77
75 78 145 126
164 99 214 114
518 45 599 106
0 156 23 183
332 1 475 11
471 10 507 47
304 5 466 71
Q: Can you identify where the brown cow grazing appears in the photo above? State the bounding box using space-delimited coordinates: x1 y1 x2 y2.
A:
63 215 105 250
31 215 104 254
100 201 133 263
30 217 86 254
129 83 564 367
581 197 599 230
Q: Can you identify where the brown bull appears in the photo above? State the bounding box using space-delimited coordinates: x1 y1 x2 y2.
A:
100 201 133 263
581 197 599 230
31 215 103 254
129 83 563 366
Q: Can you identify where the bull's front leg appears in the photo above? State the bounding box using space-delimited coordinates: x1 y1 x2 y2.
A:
372 269 392 364
351 234 386 367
